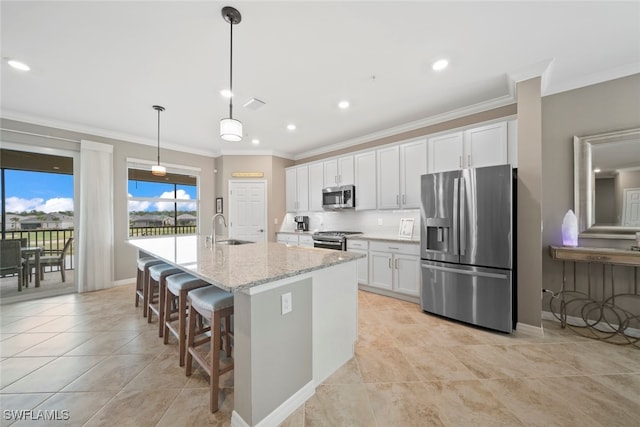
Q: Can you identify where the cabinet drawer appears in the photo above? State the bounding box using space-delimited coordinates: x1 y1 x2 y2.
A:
298 235 314 246
276 233 299 244
369 240 419 255
347 239 368 250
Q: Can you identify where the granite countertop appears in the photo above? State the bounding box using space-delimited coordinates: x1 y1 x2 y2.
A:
276 230 314 235
129 235 363 292
352 234 420 244
277 230 419 244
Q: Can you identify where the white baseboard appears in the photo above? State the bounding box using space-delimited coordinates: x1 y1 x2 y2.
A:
113 277 135 287
515 322 544 337
231 380 314 427
542 310 640 338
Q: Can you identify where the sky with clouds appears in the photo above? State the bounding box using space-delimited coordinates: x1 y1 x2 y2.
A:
5 170 197 213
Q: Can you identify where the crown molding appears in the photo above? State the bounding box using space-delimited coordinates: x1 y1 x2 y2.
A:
293 93 516 160
0 110 218 158
218 148 294 159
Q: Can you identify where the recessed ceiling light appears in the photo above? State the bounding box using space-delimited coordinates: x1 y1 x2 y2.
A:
432 59 449 71
338 100 350 109
594 168 601 173
220 89 233 98
7 59 30 71
287 124 296 131
251 139 260 145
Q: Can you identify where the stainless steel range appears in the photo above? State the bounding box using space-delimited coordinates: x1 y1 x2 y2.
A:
312 231 363 251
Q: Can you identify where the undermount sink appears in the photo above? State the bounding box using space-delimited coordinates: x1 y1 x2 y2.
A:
215 239 254 245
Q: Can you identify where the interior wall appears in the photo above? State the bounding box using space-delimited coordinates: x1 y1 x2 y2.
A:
214 155 293 242
0 118 216 282
516 77 543 329
541 73 640 307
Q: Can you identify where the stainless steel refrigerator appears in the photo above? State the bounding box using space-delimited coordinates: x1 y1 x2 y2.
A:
420 164 515 333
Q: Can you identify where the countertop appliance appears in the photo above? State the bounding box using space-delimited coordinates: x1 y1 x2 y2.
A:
420 164 516 333
294 215 309 232
322 185 355 210
312 231 362 251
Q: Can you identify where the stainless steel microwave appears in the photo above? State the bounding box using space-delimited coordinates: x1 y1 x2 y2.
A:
322 185 355 210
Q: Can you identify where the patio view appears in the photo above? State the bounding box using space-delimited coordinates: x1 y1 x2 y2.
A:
0 150 199 302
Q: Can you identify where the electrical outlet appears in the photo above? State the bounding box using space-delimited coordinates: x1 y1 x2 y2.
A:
281 292 292 315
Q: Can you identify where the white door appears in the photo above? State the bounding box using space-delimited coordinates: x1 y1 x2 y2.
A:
229 180 267 242
622 188 640 226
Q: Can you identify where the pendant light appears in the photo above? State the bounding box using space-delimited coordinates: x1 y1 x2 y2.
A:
220 6 242 142
151 105 167 176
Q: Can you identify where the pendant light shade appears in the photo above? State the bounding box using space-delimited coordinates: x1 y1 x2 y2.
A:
152 105 167 177
220 6 242 142
220 118 243 142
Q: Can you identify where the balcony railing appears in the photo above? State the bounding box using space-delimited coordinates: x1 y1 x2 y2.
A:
129 225 197 237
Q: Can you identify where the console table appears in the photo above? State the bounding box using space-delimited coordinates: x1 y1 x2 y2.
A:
548 246 639 347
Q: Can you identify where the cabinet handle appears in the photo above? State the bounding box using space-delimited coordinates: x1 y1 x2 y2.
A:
388 246 399 250
402 194 406 204
396 194 399 204
395 259 398 269
467 154 471 166
388 258 392 269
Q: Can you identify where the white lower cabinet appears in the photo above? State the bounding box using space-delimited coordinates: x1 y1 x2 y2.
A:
368 241 420 297
298 234 314 247
347 239 369 285
276 233 301 245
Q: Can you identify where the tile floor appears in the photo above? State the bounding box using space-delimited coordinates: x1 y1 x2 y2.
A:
1 284 639 426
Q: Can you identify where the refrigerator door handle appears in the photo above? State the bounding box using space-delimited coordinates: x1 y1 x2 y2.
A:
421 263 509 280
460 177 466 256
453 177 459 255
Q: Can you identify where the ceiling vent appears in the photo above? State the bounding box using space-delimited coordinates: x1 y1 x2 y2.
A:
243 98 266 111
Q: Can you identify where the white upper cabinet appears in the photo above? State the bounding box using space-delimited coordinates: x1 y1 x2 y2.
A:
428 121 510 173
399 139 427 209
285 165 309 212
354 151 376 210
428 132 464 173
324 155 354 187
285 168 297 212
308 162 324 211
296 165 309 212
463 121 507 168
377 139 427 210
377 145 401 209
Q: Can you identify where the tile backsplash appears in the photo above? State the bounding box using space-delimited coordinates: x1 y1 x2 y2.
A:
281 209 420 238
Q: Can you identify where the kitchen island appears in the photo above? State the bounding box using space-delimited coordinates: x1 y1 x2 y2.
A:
129 235 363 427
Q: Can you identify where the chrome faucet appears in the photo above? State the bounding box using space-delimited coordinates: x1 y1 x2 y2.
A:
211 213 227 245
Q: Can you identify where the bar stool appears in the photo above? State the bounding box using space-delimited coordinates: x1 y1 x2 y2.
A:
185 285 234 413
147 263 182 336
135 257 164 315
163 273 210 366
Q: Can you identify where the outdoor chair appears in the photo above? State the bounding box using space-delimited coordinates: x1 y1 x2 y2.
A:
28 237 73 283
1 239 25 291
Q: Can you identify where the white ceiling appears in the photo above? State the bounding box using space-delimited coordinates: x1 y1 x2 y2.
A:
1 1 639 159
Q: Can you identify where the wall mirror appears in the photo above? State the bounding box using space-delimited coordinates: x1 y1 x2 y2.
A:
574 127 640 238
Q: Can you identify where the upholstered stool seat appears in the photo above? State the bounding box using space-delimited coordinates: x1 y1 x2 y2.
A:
163 273 210 366
135 257 164 314
186 285 234 413
147 263 182 336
